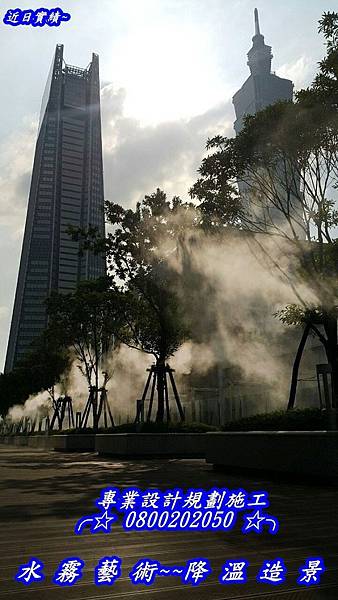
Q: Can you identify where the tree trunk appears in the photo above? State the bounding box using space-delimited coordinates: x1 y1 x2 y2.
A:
92 385 99 431
156 357 165 423
323 315 338 410
287 323 310 410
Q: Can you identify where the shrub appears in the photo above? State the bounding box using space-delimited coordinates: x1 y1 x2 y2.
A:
221 408 329 431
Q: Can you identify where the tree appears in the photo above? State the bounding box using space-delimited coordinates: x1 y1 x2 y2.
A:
45 277 123 428
73 190 193 421
190 12 338 410
0 336 70 418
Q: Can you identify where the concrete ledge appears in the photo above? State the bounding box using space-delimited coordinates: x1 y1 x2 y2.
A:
205 431 338 478
96 433 207 457
1 435 51 448
0 436 13 445
27 435 54 449
0 434 95 452
0 435 29 447
52 434 96 452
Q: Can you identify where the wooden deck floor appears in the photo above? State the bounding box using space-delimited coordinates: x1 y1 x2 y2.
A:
0 446 337 599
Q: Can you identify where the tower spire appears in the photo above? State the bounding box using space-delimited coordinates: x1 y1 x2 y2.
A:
254 8 260 36
247 9 272 76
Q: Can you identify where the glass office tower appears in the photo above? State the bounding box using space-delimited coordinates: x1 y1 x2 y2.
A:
5 45 106 372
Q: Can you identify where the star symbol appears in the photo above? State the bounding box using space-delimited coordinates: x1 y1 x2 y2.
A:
242 510 265 533
91 511 117 533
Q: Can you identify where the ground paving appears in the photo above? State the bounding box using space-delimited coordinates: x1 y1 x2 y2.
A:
0 445 338 599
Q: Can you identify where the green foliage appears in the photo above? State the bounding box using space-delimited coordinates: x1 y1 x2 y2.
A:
110 189 198 276
190 137 242 228
276 304 330 326
191 12 338 407
221 408 328 431
118 276 189 360
8 422 219 435
319 11 338 50
72 189 194 362
192 12 338 249
300 12 338 107
73 189 199 284
94 421 218 433
45 277 124 384
46 277 118 348
106 191 194 360
0 337 69 417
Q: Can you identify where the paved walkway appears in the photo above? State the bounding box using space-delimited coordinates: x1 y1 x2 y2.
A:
0 445 338 599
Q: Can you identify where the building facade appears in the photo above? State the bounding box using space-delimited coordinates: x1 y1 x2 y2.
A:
5 45 105 372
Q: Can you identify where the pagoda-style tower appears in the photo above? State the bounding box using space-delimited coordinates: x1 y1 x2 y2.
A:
231 9 300 232
233 9 293 134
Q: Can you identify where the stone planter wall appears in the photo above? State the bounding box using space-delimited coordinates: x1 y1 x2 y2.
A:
95 433 207 457
4 431 336 477
27 435 54 449
1 435 29 446
0 434 95 452
52 434 96 452
205 431 338 478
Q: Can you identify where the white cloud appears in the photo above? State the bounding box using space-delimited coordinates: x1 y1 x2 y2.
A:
0 115 37 236
277 55 315 92
101 83 234 207
0 306 9 321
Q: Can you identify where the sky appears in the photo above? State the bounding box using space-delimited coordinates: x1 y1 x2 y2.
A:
0 0 334 371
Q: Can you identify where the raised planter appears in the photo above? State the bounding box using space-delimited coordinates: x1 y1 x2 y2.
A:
205 431 338 478
0 436 12 445
0 433 95 452
96 433 207 458
1 435 53 448
52 434 96 452
0 435 29 447
27 435 54 449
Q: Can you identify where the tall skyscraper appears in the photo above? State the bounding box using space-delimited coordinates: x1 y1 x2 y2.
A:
5 45 105 372
233 8 293 134
232 9 296 229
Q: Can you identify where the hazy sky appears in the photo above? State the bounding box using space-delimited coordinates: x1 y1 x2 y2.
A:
0 0 334 370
